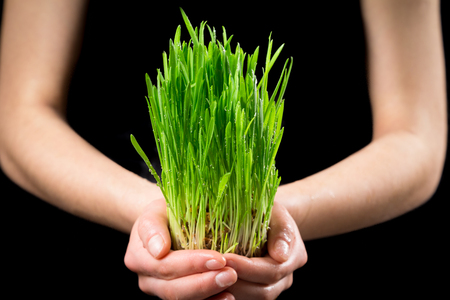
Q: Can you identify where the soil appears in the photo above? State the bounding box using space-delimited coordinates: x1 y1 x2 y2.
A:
171 208 267 257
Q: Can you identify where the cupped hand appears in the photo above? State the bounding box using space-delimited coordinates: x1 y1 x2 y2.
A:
124 199 238 300
220 201 307 300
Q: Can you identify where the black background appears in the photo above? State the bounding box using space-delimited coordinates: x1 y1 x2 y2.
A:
1 1 449 298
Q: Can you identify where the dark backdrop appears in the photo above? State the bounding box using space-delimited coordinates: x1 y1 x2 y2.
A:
2 1 449 298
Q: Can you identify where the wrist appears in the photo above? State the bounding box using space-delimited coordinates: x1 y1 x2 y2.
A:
120 175 164 232
275 180 312 234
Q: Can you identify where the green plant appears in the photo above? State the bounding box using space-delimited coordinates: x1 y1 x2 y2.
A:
131 8 292 257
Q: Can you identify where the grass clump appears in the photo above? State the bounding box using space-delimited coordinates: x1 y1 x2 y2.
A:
131 8 292 257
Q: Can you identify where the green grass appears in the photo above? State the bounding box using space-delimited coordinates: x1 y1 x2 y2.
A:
131 8 292 257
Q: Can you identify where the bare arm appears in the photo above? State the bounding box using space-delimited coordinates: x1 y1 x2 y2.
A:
0 0 163 233
277 0 447 240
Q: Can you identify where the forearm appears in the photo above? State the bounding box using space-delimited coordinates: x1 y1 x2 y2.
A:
0 0 164 232
278 0 447 241
0 103 162 233
277 129 445 240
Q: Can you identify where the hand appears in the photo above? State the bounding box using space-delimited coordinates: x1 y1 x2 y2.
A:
124 199 238 300
220 201 307 300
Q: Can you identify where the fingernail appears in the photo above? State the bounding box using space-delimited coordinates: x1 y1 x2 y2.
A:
275 239 290 262
206 259 224 270
215 270 236 288
148 234 164 258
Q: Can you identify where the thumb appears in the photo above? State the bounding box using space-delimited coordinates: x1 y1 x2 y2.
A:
137 198 172 259
267 201 297 263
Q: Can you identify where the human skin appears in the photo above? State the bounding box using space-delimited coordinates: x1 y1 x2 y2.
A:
276 0 447 241
0 0 447 299
0 1 306 299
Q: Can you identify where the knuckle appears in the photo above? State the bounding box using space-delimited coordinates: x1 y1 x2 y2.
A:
284 221 296 236
138 276 152 296
124 250 137 272
161 286 177 300
302 250 308 265
137 217 153 237
155 263 173 279
138 277 174 300
269 265 284 283
297 248 308 268
138 277 146 293
259 286 276 300
196 275 209 295
278 224 296 246
285 274 293 290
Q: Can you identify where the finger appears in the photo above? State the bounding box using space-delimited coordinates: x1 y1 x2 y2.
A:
139 267 237 300
225 274 293 300
137 198 171 259
147 250 227 279
223 253 285 285
267 200 303 263
126 229 226 279
206 291 235 300
223 201 307 284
